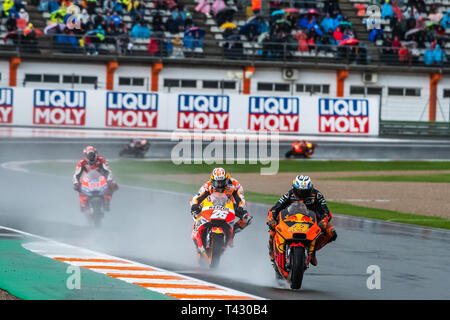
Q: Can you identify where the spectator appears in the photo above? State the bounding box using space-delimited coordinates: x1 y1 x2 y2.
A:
130 21 151 38
86 0 97 15
398 45 409 64
320 13 334 32
441 11 450 29
381 0 394 19
333 26 343 43
195 0 211 18
391 35 401 51
433 44 445 66
2 0 15 18
6 13 17 31
171 34 184 58
80 8 91 30
18 8 28 22
148 35 159 55
424 44 434 65
111 11 121 26
428 5 443 23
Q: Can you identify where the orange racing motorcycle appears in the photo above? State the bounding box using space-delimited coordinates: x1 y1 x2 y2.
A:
192 192 244 268
272 202 322 289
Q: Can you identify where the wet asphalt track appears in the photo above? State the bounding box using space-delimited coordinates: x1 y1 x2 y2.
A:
0 138 450 299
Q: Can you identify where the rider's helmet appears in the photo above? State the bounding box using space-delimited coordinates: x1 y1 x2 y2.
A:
83 146 98 165
210 167 229 192
292 175 313 198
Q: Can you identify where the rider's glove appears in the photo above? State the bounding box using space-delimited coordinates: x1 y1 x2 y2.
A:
191 204 201 216
73 183 80 191
235 207 247 219
237 212 252 229
318 217 329 231
267 210 277 230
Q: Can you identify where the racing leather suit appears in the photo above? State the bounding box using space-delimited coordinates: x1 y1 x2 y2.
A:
189 177 251 252
72 155 118 211
267 187 337 263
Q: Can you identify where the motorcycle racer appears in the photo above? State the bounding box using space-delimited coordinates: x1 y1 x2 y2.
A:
73 146 118 212
189 168 253 253
267 175 337 267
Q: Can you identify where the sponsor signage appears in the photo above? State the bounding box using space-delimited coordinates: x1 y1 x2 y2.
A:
106 92 158 128
177 94 229 130
0 88 13 124
319 98 369 134
248 96 300 132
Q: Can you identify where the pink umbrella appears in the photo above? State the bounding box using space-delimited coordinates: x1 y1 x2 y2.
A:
339 38 360 46
307 8 319 15
282 8 300 14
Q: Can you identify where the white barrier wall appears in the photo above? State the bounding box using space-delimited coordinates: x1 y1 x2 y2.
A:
0 87 380 136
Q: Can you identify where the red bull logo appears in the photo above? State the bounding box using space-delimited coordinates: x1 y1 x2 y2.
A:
106 92 158 128
0 88 13 124
248 96 299 132
33 89 86 126
177 94 229 130
319 98 369 134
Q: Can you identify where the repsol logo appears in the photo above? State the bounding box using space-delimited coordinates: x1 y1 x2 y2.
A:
248 96 300 132
33 89 86 126
106 92 158 128
0 88 13 124
177 94 229 130
319 98 369 134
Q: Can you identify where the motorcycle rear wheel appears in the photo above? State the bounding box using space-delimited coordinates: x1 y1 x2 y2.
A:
289 246 305 289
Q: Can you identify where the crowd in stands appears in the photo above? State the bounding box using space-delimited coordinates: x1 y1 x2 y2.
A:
2 0 42 52
1 0 449 66
196 0 367 63
362 0 449 66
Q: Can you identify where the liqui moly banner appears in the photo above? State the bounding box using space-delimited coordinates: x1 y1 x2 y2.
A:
0 88 13 124
0 88 379 136
177 94 229 130
33 89 86 126
318 98 370 134
106 92 158 128
248 96 300 132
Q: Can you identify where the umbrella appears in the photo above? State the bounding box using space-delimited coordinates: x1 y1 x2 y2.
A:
339 38 359 46
282 8 300 14
220 22 237 29
404 28 422 38
185 27 205 38
271 10 286 16
275 19 291 26
246 14 261 23
307 8 319 15
16 18 27 29
44 22 65 35
425 22 439 29
338 21 353 28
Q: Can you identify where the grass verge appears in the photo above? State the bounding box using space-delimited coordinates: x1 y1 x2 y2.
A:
23 160 450 230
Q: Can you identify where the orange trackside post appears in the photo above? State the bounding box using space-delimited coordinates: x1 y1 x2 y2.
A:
243 66 255 95
106 61 118 90
429 73 442 122
9 57 21 87
336 70 349 97
151 62 163 92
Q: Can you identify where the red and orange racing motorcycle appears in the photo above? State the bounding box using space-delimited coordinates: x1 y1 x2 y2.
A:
272 202 322 289
192 192 241 268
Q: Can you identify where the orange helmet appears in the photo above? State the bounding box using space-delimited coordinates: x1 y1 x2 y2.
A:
210 167 229 192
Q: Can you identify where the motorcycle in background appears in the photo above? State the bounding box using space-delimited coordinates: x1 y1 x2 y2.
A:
285 141 317 159
119 139 150 158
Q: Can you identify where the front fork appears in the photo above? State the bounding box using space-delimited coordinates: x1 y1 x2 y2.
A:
306 239 316 268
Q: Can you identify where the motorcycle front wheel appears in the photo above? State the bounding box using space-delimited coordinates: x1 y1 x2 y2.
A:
209 233 224 269
289 246 306 289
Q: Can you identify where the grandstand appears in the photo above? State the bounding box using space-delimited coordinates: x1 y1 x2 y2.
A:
0 0 448 66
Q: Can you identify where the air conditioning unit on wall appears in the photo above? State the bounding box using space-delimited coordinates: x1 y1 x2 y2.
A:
282 68 299 81
362 72 378 84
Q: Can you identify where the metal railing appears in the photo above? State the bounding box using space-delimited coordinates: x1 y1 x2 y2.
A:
1 33 449 68
380 120 450 137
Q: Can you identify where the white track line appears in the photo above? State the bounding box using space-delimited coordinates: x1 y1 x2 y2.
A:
0 226 263 300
